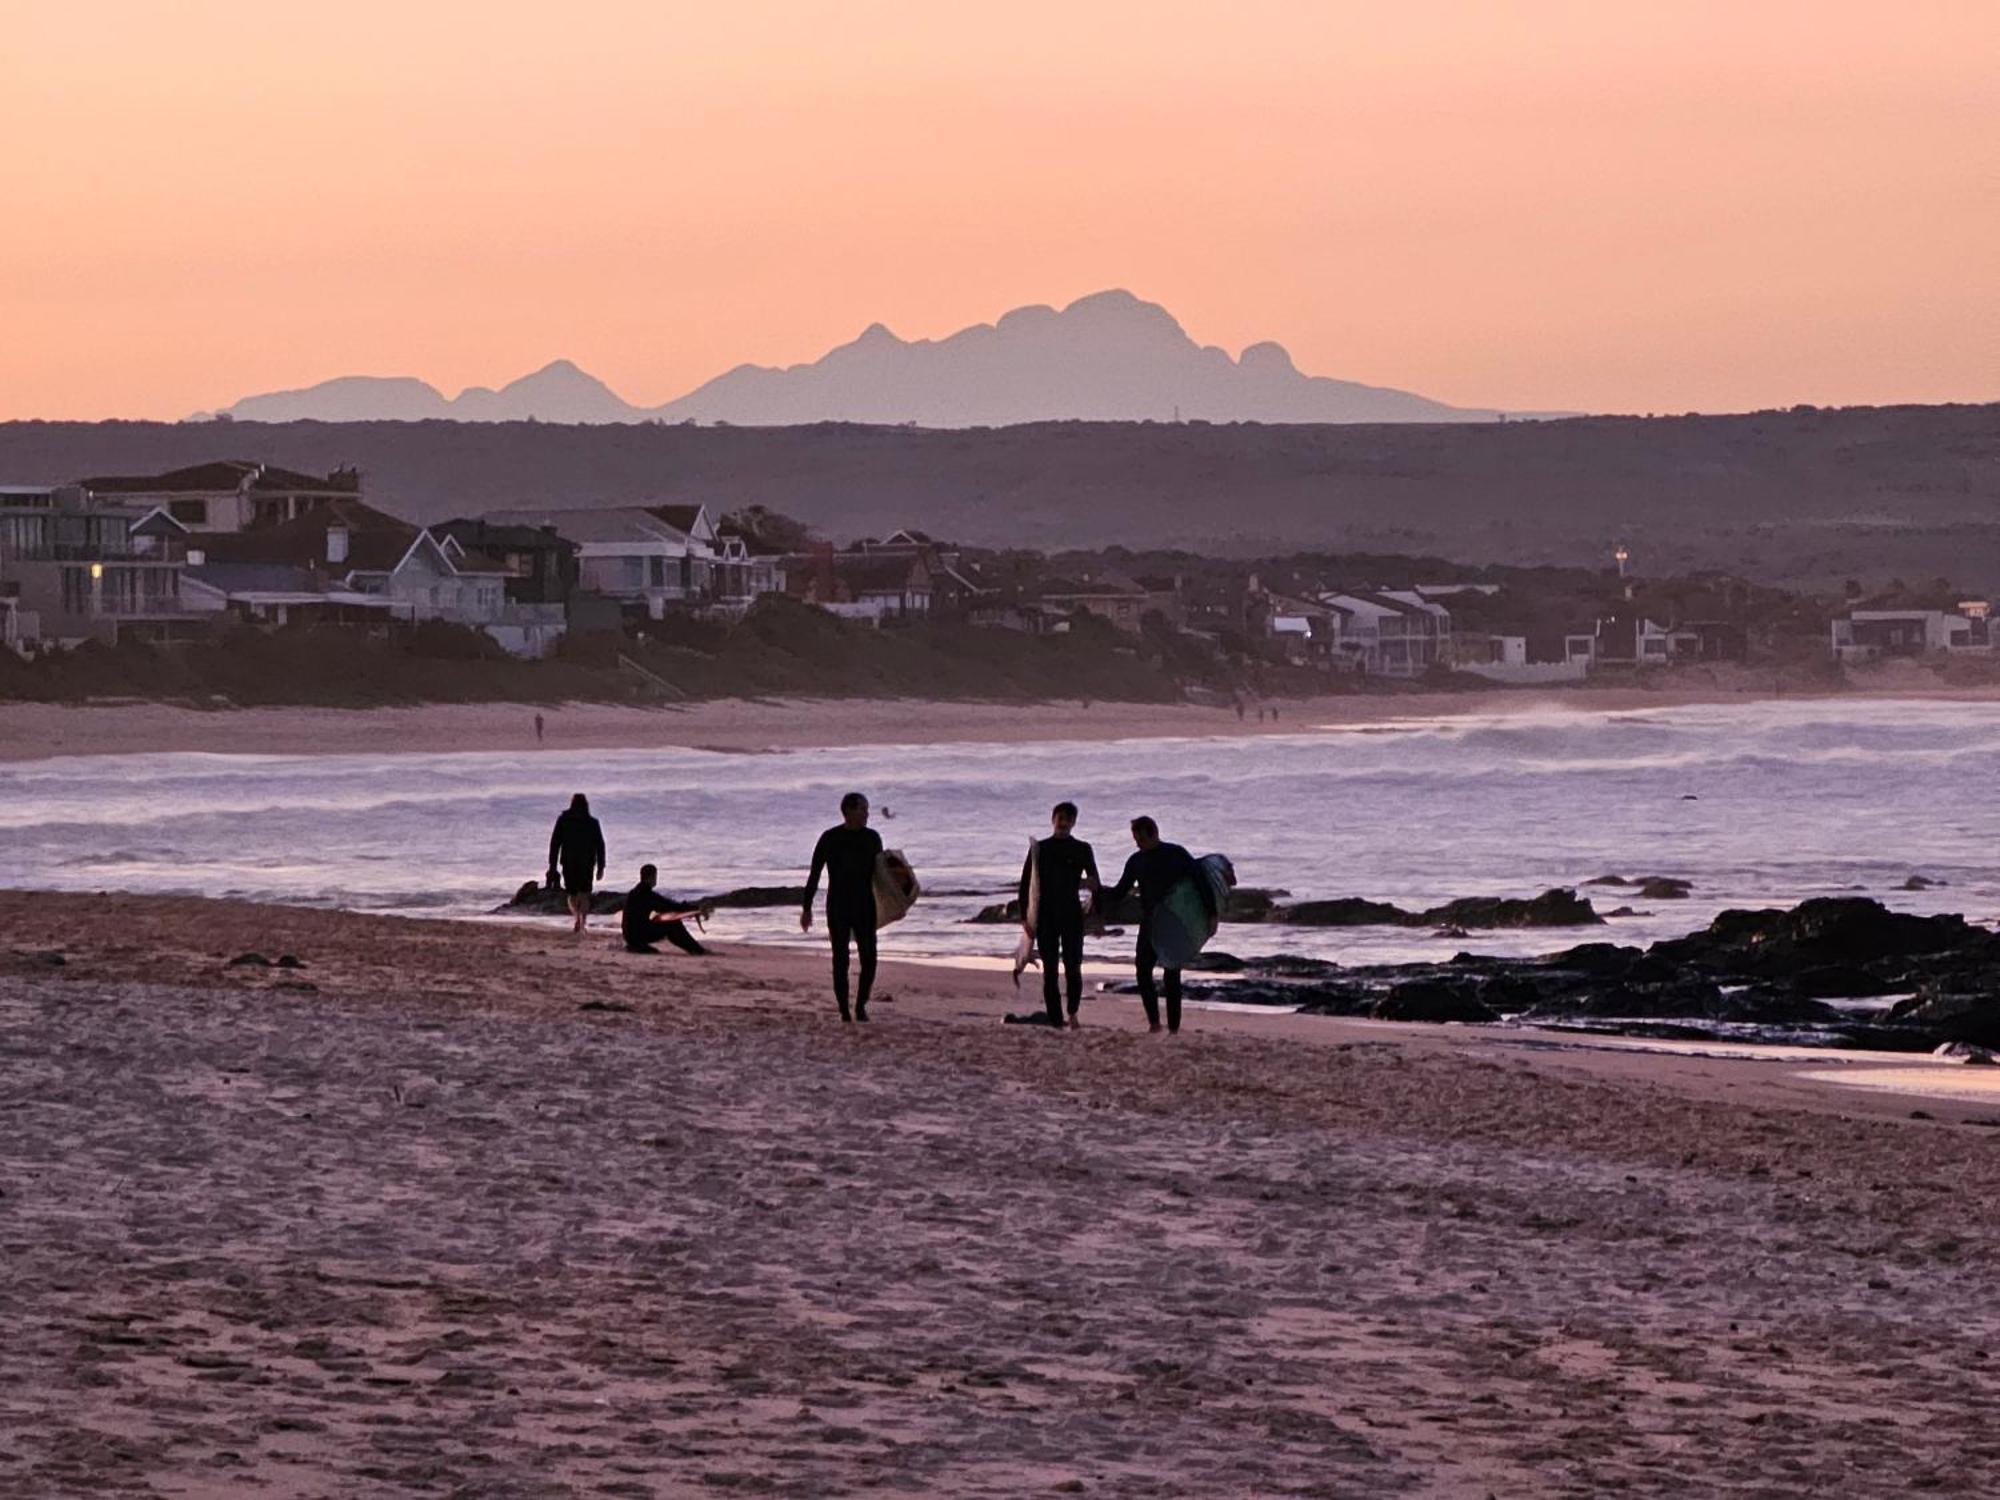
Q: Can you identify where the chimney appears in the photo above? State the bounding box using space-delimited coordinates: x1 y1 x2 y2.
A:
326 524 349 566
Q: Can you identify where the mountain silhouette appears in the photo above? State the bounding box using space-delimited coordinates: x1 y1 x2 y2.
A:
213 291 1543 426
223 360 633 425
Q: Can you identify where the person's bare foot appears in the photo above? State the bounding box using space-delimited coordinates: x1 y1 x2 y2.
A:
1067 1015 1080 1029
1148 1022 1163 1034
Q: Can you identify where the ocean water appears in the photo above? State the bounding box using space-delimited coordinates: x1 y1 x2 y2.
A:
2 699 1995 970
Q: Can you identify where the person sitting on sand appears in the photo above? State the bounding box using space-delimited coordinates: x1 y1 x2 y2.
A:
1021 800 1102 1029
621 864 710 956
801 791 884 1024
1102 815 1213 1036
547 793 606 935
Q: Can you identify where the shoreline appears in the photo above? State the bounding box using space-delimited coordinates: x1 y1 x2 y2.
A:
5 681 1999 761
4 890 1994 1113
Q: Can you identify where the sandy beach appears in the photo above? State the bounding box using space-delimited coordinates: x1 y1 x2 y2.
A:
4 892 1998 1497
6 679 2000 761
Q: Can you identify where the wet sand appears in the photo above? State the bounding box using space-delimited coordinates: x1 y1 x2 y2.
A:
7 680 2000 761
4 893 1999 1497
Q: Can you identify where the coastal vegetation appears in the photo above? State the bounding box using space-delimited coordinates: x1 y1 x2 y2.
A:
0 597 1251 708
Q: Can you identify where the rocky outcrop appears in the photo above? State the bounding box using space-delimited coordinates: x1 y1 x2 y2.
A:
497 880 807 917
1585 875 1693 900
966 887 1287 927
1887 992 2000 1050
1272 889 1603 929
1371 979 1499 1024
1171 899 1996 1053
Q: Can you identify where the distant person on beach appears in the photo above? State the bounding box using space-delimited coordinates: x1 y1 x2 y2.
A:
534 712 545 743
621 864 709 955
1102 815 1214 1036
802 791 884 1023
1021 801 1102 1028
547 793 606 935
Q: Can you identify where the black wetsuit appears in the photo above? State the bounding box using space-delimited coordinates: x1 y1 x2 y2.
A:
1104 841 1212 1033
548 809 606 895
621 883 705 955
805 823 883 1019
1020 835 1100 1024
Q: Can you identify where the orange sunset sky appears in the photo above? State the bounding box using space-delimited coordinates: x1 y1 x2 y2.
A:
3 1 1996 421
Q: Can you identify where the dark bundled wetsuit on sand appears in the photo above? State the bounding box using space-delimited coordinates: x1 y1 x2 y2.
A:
1105 841 1212 1033
806 824 884 1019
1020 836 1100 1025
548 809 606 895
621 885 705 955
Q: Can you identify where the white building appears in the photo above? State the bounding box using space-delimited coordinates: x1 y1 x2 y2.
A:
1831 605 1992 661
1320 592 1452 676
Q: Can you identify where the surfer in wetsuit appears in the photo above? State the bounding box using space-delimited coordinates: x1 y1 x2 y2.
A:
1021 801 1102 1029
1102 815 1214 1035
547 793 607 935
802 791 884 1023
621 864 709 955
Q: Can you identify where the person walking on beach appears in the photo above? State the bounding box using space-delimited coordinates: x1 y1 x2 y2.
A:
547 793 606 935
534 712 545 744
1021 801 1102 1029
621 864 709 955
1102 815 1213 1035
802 792 884 1023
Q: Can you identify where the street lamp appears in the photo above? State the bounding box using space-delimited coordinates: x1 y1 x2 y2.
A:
1613 546 1629 579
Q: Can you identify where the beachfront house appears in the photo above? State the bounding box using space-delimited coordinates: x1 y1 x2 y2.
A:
788 547 936 620
1830 603 1992 661
1447 630 1590 684
484 505 738 619
1592 614 1674 668
0 485 202 646
1032 573 1168 634
1318 591 1452 676
1249 588 1346 667
196 499 554 652
79 460 362 534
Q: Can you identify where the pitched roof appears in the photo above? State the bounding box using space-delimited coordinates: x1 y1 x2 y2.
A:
80 460 359 495
434 518 578 552
185 561 325 594
201 498 417 571
647 503 711 537
483 506 693 549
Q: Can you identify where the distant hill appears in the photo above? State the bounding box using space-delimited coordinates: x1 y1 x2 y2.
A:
210 291 1540 427
6 405 1997 589
218 360 637 425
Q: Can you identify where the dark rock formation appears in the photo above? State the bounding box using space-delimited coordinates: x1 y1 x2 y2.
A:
1887 992 2000 1050
1274 888 1602 929
1276 897 1412 927
498 879 807 918
1422 890 1603 929
1584 874 1691 899
1371 979 1499 1024
1177 899 1995 1054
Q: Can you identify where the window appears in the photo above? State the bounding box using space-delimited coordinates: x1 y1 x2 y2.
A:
168 499 208 525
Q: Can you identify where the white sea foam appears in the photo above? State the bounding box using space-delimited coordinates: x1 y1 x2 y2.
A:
1 698 1995 968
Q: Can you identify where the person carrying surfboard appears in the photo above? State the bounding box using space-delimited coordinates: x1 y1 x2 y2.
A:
620 864 711 956
1019 801 1104 1029
1102 815 1216 1035
801 791 885 1023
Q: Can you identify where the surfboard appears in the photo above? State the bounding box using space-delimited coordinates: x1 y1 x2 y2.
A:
874 849 921 927
1148 853 1235 969
1012 836 1040 985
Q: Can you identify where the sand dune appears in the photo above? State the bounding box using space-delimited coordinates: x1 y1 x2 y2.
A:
3 894 1998 1496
